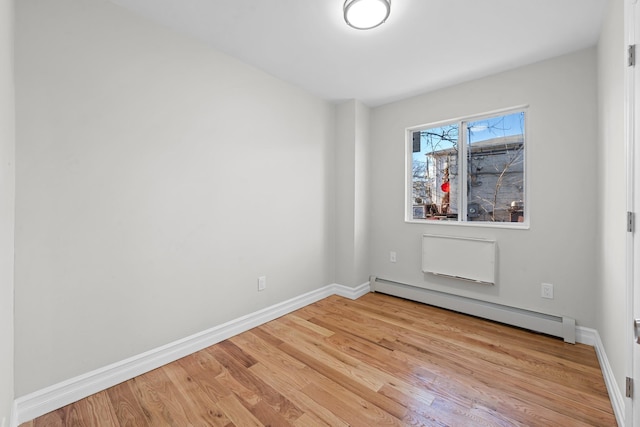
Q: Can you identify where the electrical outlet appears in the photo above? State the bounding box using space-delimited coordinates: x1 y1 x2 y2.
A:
541 283 554 299
390 251 397 263
258 276 266 291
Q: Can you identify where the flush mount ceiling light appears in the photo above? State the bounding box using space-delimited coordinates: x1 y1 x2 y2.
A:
344 0 391 30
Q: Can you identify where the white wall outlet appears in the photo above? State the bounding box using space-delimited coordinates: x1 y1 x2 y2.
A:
390 251 397 263
541 283 554 299
258 276 266 291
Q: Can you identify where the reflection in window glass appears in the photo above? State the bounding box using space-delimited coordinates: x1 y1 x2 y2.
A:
409 109 526 225
412 124 459 219
467 112 525 222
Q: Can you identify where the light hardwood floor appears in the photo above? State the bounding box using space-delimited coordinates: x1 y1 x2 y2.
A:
22 292 617 426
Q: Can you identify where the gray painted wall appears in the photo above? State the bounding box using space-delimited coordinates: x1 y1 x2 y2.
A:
335 100 370 287
369 49 599 327
596 0 626 407
15 0 336 396
0 0 15 423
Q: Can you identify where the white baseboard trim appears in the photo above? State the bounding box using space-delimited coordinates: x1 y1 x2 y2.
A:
9 401 17 427
576 326 626 427
14 281 370 425
333 281 371 299
575 325 597 346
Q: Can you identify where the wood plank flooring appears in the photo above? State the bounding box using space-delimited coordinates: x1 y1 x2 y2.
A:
21 292 617 426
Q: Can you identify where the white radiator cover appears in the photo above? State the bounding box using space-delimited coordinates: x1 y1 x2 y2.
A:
370 277 576 343
422 234 496 285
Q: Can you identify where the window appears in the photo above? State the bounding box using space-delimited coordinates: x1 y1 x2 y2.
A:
407 108 526 226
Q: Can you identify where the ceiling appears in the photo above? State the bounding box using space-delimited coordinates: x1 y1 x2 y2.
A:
109 0 608 107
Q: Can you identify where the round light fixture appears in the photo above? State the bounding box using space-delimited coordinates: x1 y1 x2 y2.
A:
344 0 391 30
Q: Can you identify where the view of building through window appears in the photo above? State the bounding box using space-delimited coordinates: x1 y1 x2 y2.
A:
410 110 525 224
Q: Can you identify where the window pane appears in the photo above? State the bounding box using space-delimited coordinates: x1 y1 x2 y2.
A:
466 112 525 222
411 124 459 220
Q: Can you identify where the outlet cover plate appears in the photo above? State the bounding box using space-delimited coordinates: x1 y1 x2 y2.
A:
541 283 554 299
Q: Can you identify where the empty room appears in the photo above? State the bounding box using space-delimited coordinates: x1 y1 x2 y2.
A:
1 0 638 425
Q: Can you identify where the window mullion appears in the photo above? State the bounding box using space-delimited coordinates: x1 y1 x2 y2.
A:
459 121 467 222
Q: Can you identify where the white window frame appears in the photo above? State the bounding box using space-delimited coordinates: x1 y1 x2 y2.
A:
405 106 529 229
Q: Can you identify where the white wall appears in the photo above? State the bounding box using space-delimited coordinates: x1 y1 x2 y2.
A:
369 49 599 327
596 0 626 406
0 0 15 422
15 0 336 396
335 100 370 287
353 101 371 285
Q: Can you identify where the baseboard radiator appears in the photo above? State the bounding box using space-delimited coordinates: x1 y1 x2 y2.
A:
370 276 576 343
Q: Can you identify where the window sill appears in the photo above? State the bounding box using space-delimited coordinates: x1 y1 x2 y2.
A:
405 218 530 230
